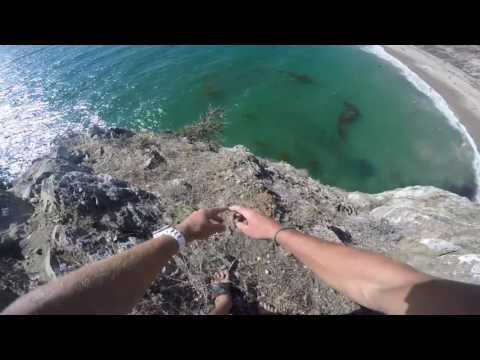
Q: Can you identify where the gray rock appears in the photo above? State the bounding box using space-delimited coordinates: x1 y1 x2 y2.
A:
55 146 87 164
88 126 135 139
11 157 92 201
0 190 33 258
143 150 166 170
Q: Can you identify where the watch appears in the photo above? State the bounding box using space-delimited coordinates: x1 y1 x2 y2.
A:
152 225 187 250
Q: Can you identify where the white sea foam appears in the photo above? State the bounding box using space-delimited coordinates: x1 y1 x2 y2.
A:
0 46 110 182
359 45 480 202
0 97 104 180
0 77 105 181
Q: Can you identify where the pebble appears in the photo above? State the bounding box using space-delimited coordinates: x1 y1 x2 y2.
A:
265 269 270 275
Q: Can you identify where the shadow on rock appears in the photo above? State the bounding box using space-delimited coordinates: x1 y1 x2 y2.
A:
0 191 33 259
443 182 476 201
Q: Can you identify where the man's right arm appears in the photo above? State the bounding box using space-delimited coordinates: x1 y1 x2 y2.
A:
229 206 480 315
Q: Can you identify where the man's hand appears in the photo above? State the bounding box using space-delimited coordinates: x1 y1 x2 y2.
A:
176 208 228 242
229 205 281 241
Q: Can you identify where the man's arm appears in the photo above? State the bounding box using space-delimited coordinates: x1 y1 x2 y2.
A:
2 208 227 315
230 206 480 315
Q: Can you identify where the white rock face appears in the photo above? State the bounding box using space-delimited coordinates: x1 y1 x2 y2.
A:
420 238 461 253
458 254 480 264
349 186 480 284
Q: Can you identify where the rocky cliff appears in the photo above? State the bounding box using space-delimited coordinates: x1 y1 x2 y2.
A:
1 126 479 314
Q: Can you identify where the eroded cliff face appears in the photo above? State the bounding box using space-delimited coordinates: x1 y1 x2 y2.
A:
1 128 479 314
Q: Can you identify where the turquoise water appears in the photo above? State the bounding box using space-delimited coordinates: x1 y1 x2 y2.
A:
0 45 477 198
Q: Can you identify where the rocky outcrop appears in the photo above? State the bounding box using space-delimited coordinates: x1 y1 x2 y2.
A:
348 187 480 284
1 128 479 314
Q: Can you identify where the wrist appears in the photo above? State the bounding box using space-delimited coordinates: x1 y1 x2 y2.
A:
155 234 180 252
273 228 298 244
174 223 192 243
153 226 187 251
268 224 283 241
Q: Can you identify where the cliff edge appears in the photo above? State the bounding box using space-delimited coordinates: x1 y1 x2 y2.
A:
1 126 479 314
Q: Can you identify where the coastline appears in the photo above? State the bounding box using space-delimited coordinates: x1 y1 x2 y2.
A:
381 45 480 202
383 45 480 152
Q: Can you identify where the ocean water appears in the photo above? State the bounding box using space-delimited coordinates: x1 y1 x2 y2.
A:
0 45 477 199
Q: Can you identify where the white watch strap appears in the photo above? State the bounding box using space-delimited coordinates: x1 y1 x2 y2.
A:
153 226 186 250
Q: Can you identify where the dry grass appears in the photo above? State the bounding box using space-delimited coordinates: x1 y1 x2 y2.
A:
177 105 225 144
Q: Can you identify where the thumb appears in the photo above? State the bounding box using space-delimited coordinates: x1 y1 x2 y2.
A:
234 219 248 233
211 222 226 234
229 205 248 217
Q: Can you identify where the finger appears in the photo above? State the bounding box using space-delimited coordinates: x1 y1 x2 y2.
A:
229 205 249 216
206 207 229 217
210 213 225 223
234 219 248 232
212 272 220 283
233 212 246 223
210 222 226 234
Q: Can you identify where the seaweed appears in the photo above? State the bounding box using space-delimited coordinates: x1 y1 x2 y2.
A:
202 82 224 99
279 70 316 85
242 113 258 122
337 101 361 140
353 159 375 178
344 101 360 115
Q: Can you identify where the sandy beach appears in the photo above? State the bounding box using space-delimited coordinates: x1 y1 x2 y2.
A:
383 45 480 151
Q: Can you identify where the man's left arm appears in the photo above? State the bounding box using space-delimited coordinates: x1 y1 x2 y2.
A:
2 208 227 315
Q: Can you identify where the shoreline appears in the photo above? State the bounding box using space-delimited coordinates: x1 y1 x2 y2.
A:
383 45 480 152
382 45 480 202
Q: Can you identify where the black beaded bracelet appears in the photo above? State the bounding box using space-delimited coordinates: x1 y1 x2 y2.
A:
273 227 297 244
